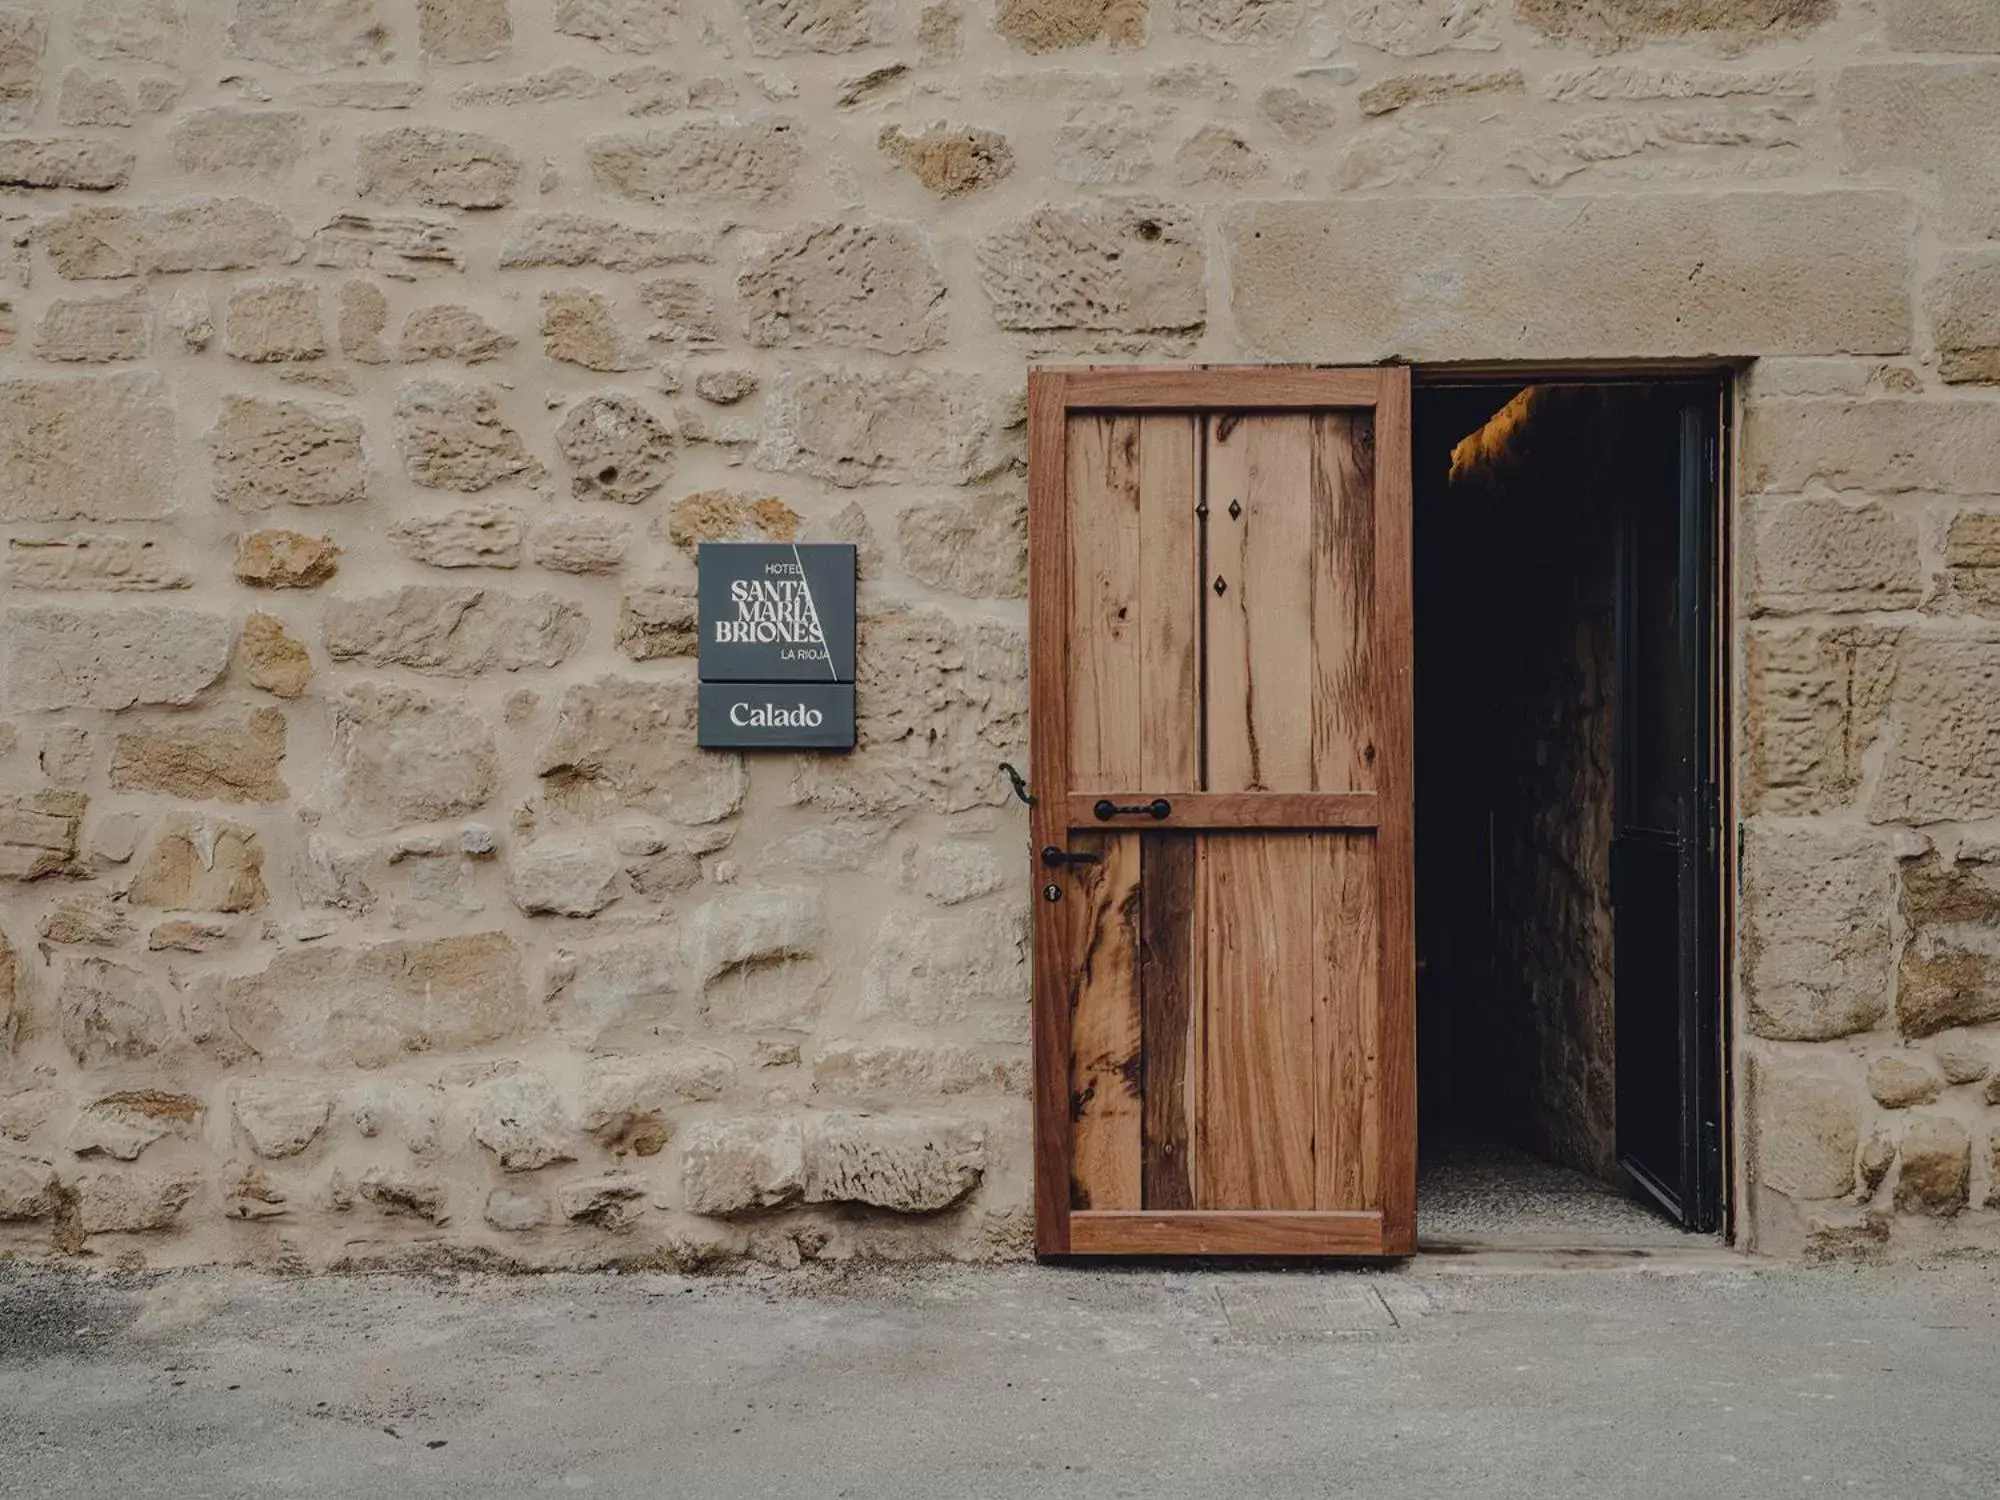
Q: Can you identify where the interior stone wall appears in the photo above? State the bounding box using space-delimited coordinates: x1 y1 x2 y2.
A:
0 0 1995 1266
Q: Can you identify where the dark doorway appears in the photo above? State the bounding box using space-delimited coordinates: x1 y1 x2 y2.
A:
1412 378 1727 1245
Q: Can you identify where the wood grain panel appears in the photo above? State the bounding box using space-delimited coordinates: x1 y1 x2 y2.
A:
1138 417 1201 791
1067 415 1142 789
1197 834 1316 1210
1314 832 1381 1212
1139 834 1196 1210
1068 1210 1385 1256
1064 792 1378 832
1311 412 1379 794
1068 831 1143 1210
1063 368 1383 411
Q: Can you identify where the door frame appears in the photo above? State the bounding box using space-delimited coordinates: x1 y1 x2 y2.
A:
1027 365 1417 1257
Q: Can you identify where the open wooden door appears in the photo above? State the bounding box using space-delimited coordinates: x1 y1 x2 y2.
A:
1028 367 1415 1257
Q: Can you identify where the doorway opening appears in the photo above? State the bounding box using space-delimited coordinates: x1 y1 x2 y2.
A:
1411 376 1729 1249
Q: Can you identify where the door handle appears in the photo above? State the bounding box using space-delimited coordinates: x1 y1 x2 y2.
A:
1041 845 1102 869
1093 798 1172 821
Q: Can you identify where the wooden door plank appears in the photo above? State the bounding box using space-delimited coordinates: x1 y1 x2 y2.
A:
1068 1209 1385 1256
1063 791 1379 831
1027 370 1072 1255
1067 415 1143 788
1314 832 1381 1212
1138 416 1201 792
1139 833 1196 1210
1197 834 1316 1210
1069 831 1143 1210
1311 412 1379 793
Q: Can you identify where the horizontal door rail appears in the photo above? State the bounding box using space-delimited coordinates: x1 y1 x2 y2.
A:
1068 1210 1386 1256
1060 367 1384 411
1063 791 1379 832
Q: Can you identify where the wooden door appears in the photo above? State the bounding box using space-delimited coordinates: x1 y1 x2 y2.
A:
1028 367 1415 1257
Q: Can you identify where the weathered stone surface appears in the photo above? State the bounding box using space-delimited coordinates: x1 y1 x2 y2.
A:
1749 400 2000 496
419 0 511 59
235 529 340 588
978 202 1203 335
0 5 43 128
326 586 587 675
739 0 888 52
541 288 649 372
331 682 498 832
1544 65 1813 102
358 128 521 210
588 122 802 205
39 895 132 946
538 677 746 823
1517 0 1829 50
394 381 537 492
556 1173 646 1229
805 1112 984 1211
1868 1053 1943 1109
1872 638 2000 825
110 709 287 803
1897 852 2000 1039
922 841 1006 906
217 932 528 1069
1742 822 1894 1042
1173 124 1265 185
311 211 463 277
1343 0 1495 54
59 957 170 1065
507 839 621 916
392 505 524 569
149 917 233 953
1840 63 2000 239
694 369 758 405
1746 497 1921 617
8 607 230 711
1743 624 1898 815
616 584 695 660
498 213 712 271
1332 119 1448 190
664 490 798 552
451 64 601 107
555 0 677 51
638 277 720 346
547 938 684 1036
755 368 1005 488
0 137 134 191
1933 1029 1991 1085
172 108 304 175
0 374 175 522
467 1071 574 1171
1895 1114 1970 1216
815 1038 1023 1098
59 67 134 127
232 1081 333 1158
1361 68 1521 115
71 1090 202 1161
337 281 388 362
34 293 151 364
859 907 1030 1037
1927 253 2000 386
223 280 326 362
1227 193 1909 361
1884 0 2000 52
556 394 676 504
74 1168 197 1233
898 494 1026 598
41 200 296 280
582 1049 735 1154
739 222 946 354
229 0 386 69
879 123 1013 195
237 612 312 698
682 1115 804 1212
484 1188 549 1230
680 885 823 1005
210 395 366 510
78 0 184 61
358 1168 448 1222
399 304 515 364
531 515 631 573
0 1154 60 1221
9 535 186 591
994 0 1145 51
1175 0 1298 41
0 792 87 881
127 813 269 912
790 609 1026 816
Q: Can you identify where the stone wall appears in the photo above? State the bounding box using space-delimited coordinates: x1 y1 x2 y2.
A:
0 0 1995 1266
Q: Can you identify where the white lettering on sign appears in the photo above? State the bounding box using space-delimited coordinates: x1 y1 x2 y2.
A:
715 578 828 658
728 700 827 728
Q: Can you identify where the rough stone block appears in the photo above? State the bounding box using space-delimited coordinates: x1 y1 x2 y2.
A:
1742 821 1894 1042
0 138 134 191
0 374 174 522
548 939 686 1037
754 368 1006 488
681 1115 805 1213
994 0 1146 51
615 584 695 660
588 122 802 205
59 956 170 1066
395 380 538 492
897 493 1025 599
39 895 131 945
977 201 1204 335
79 0 184 61
499 213 713 270
1748 399 2000 496
468 1071 575 1171
555 0 677 52
680 886 824 993
392 505 524 569
71 1090 202 1161
878 123 1013 195
58 68 134 127
1516 0 1830 49
1933 1029 1991 1086
814 1038 1023 1098
216 932 529 1069
9 535 186 591
0 792 86 882
0 1153 61 1221
110 709 288 803
1872 636 2000 825
538 677 745 824
663 490 798 552
804 1112 984 1211
331 682 498 832
34 293 151 364
1360 68 1522 115
541 288 649 372
1342 0 1496 54
41 199 295 281
172 108 305 175
0 6 43 128
400 303 515 364
639 278 721 346
1224 192 1911 361
531 515 630 573
358 1169 448 1222
237 612 312 698
210 395 366 510
484 1188 549 1230
1927 253 2000 386
229 0 386 69
1884 0 2000 51
1743 624 1899 815
126 813 270 913
737 0 887 53
235 529 340 588
1895 1114 1970 1216
325 586 587 675
419 0 511 59
738 222 946 354
1897 852 2000 1039
223 280 325 362
74 1168 198 1234
556 393 676 504
1868 1052 1943 1108
7 607 230 711
1840 63 2000 238
1746 496 1922 616
859 907 1030 1038
232 1081 334 1158
556 1174 647 1229
358 128 521 210
582 1049 735 1154
507 839 621 916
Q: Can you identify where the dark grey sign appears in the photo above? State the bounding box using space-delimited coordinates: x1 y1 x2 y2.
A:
697 543 855 684
699 682 854 749
698 543 856 749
